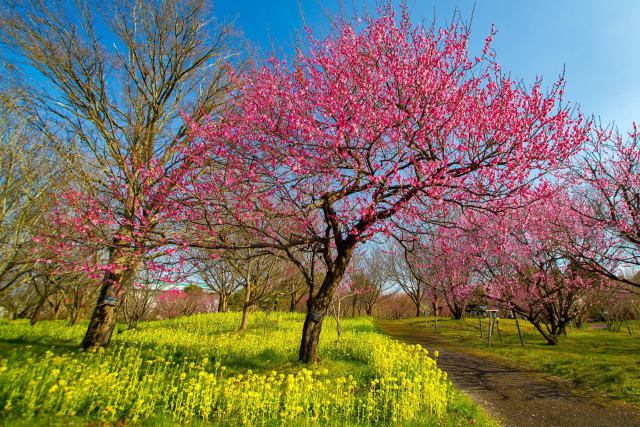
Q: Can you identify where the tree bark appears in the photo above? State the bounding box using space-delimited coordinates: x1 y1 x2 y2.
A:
239 285 252 331
50 297 62 320
81 245 140 350
299 246 353 363
81 275 120 348
299 307 326 364
531 321 559 345
239 303 251 331
30 294 49 326
218 292 227 313
69 306 81 326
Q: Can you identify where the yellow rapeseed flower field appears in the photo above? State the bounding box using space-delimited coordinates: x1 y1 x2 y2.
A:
0 313 488 425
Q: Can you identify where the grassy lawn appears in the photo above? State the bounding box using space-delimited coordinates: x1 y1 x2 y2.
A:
397 317 640 405
0 313 496 426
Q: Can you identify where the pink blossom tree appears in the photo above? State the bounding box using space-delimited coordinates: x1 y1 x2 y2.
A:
570 124 640 287
155 285 216 319
417 231 478 320
191 6 588 362
457 191 603 344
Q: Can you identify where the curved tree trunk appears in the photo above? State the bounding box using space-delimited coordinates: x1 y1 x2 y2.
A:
531 321 559 345
299 305 326 364
299 246 353 364
81 244 140 350
30 300 45 326
81 272 126 348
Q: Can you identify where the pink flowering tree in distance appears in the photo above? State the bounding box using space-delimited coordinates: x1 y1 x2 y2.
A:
570 124 640 286
456 189 605 344
418 231 478 320
190 6 588 362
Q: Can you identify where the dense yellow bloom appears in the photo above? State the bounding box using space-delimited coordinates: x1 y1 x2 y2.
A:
0 313 451 425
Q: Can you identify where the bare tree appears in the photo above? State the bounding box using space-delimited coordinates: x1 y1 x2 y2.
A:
121 267 167 329
389 243 430 318
192 251 240 313
0 0 240 348
350 249 393 316
0 83 57 296
229 253 290 331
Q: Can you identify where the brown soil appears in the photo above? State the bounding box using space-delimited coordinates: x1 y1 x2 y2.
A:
378 320 640 427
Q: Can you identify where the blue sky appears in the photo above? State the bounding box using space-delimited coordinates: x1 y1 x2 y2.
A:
215 0 639 129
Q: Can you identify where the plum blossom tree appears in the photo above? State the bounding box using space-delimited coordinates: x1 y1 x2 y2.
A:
570 124 640 287
457 191 603 344
191 6 588 362
416 231 478 320
156 285 216 319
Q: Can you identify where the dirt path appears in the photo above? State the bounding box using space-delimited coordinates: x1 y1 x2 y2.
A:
378 320 640 427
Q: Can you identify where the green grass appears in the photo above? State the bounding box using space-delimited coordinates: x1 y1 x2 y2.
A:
0 313 497 426
396 317 640 404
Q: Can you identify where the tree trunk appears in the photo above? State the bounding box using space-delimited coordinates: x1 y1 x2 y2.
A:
218 292 227 313
81 246 139 350
289 291 297 312
81 273 122 348
127 317 139 330
30 296 47 326
515 314 525 347
51 300 62 320
451 302 464 320
415 300 421 317
299 307 326 364
239 285 252 331
239 303 251 331
333 299 342 338
69 290 81 326
299 247 353 363
531 321 559 345
69 306 81 325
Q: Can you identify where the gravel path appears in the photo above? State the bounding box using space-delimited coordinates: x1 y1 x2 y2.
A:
378 320 640 427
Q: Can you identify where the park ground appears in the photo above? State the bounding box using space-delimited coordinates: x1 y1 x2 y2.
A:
379 317 640 427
